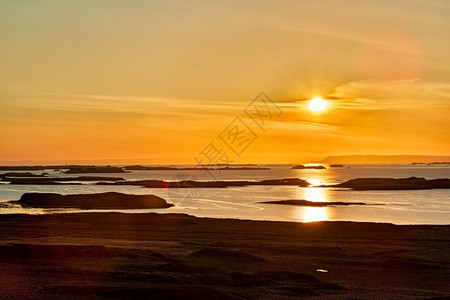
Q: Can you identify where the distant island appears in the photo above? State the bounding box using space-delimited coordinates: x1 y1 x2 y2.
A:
65 166 129 174
259 199 367 207
124 165 271 171
0 172 48 179
330 177 450 190
2 176 124 185
0 165 271 172
318 155 450 164
411 162 450 165
292 165 326 169
13 192 173 209
97 178 310 188
0 165 129 172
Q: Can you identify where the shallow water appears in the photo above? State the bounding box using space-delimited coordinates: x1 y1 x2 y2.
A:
1 164 449 224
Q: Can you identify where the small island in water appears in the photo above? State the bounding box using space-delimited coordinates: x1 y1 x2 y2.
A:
291 165 327 169
13 192 173 209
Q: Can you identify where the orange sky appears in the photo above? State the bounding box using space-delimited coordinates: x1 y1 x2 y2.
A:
0 1 449 164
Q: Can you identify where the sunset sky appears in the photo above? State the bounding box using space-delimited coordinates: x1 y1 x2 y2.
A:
1 0 449 164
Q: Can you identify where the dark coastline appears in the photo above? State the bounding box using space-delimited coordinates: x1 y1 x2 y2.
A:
0 212 449 299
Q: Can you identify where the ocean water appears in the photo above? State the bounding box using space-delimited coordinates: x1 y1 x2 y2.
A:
0 164 449 225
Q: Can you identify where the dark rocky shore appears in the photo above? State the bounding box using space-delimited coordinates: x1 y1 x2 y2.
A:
0 212 449 299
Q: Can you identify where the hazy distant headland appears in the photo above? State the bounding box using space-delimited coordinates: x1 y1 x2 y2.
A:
317 155 450 164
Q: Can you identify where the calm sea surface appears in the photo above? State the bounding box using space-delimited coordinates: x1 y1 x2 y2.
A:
1 164 449 224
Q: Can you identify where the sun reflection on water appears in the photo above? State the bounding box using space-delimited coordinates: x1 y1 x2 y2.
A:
304 186 329 202
306 179 323 186
293 177 331 222
301 207 329 222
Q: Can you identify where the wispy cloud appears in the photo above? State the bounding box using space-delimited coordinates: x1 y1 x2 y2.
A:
329 79 450 108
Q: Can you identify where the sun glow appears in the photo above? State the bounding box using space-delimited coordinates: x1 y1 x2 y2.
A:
308 97 328 112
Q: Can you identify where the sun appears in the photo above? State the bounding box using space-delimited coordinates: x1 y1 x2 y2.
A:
308 97 328 112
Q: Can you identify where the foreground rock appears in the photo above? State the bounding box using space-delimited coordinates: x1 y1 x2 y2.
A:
259 200 368 206
14 192 173 209
333 177 450 190
292 165 326 169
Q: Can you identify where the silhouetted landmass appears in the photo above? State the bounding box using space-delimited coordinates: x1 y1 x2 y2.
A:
207 163 259 167
0 165 131 172
0 165 121 171
329 164 344 168
97 178 310 188
412 162 450 165
218 166 271 170
0 166 49 171
5 180 77 185
292 165 326 169
124 165 270 171
332 177 450 190
259 200 368 206
14 192 173 209
124 165 171 170
0 212 448 299
65 166 128 173
319 155 450 164
0 172 47 179
2 176 124 184
257 178 310 186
